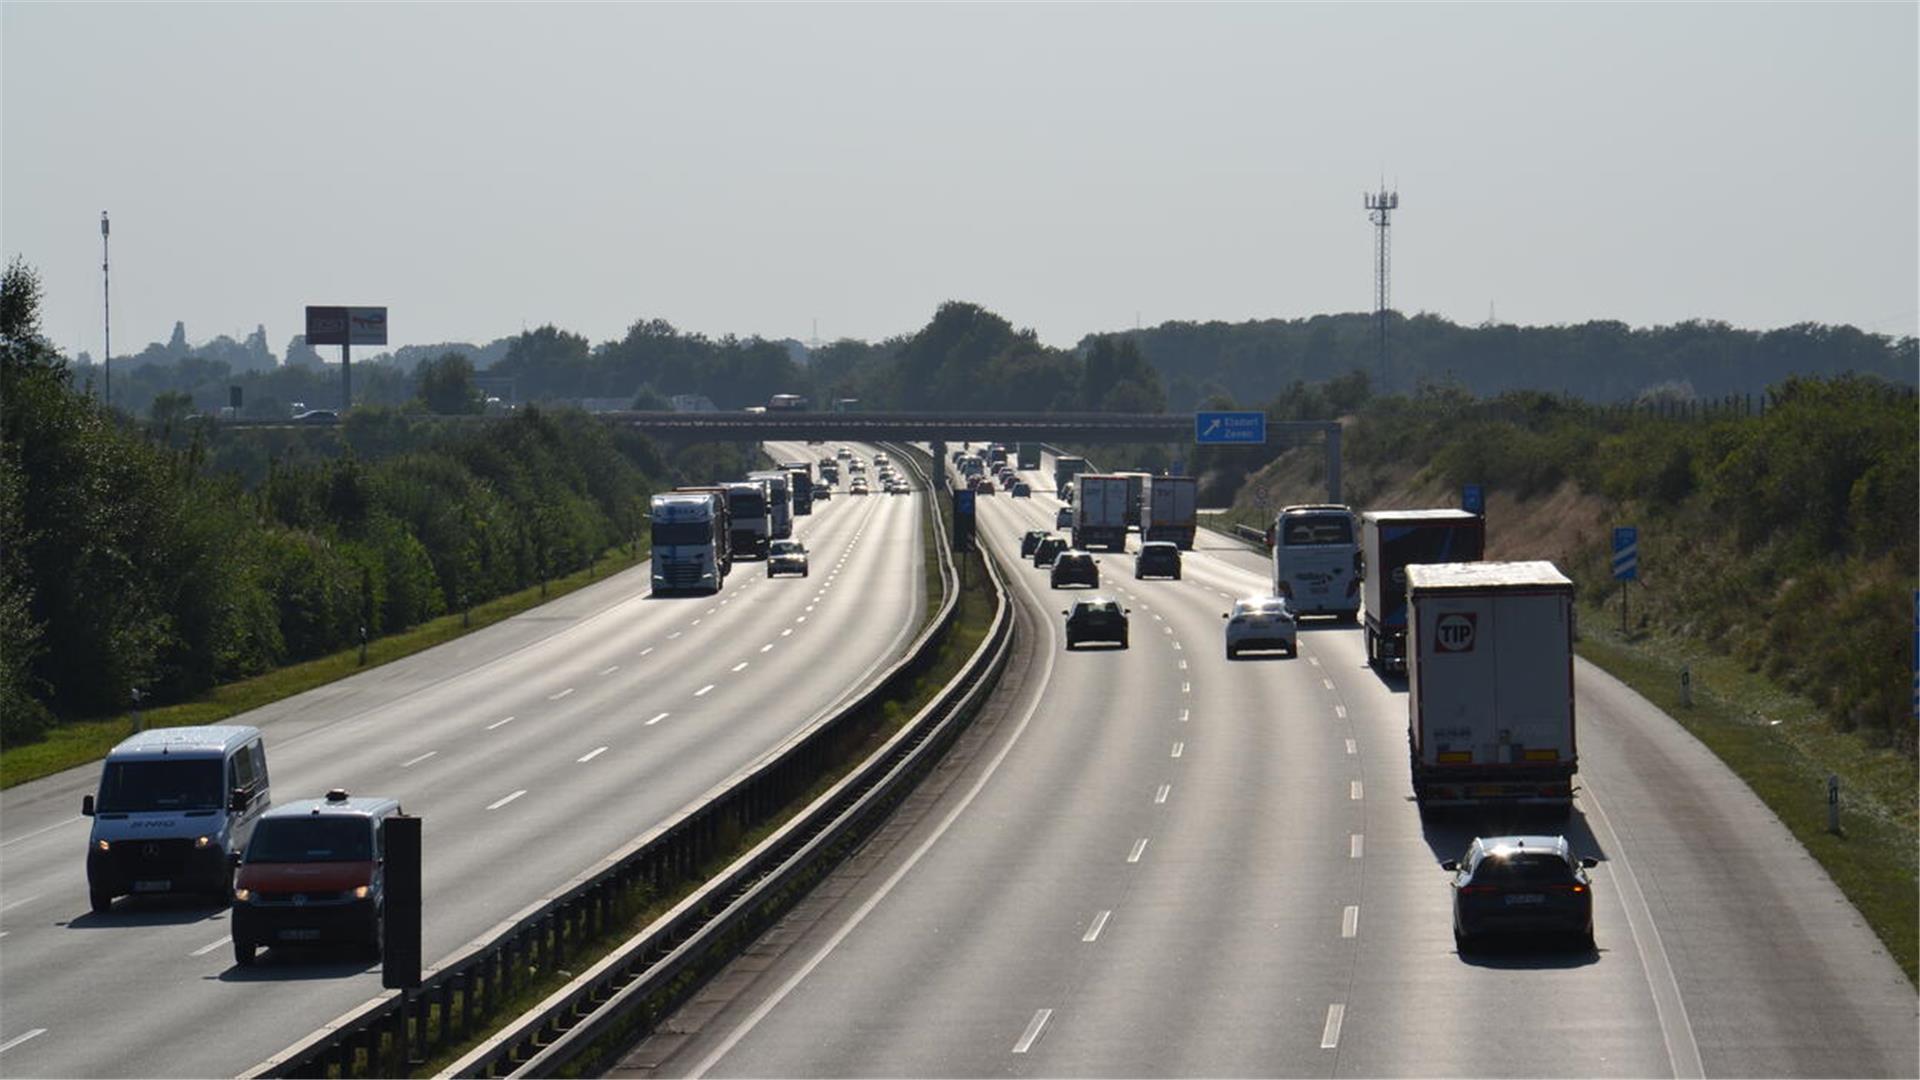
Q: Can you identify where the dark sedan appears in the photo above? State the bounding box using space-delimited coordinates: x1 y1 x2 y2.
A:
1020 529 1049 558
1444 835 1597 952
1050 550 1099 588
1063 596 1129 649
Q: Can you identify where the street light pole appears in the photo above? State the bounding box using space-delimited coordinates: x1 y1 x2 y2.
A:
101 211 111 408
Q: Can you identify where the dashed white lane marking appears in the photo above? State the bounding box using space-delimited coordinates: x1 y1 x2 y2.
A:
760 643 774 653
1181 682 1191 694
1127 838 1150 863
805 604 815 612
1172 640 1182 650
190 935 230 957
1334 704 1347 719
402 751 437 768
1082 910 1112 943
1162 626 1172 635
1178 708 1189 723
0 1029 48 1055
646 712 669 726
1320 1004 1346 1049
691 619 702 626
1308 655 1321 666
487 790 527 811
731 662 749 673
1350 780 1364 800
1152 613 1163 621
1155 783 1171 804
1012 1008 1053 1054
0 895 40 914
1351 834 1365 859
1342 905 1360 938
667 632 682 640
797 615 808 623
486 715 516 731
1171 742 1185 759
1322 678 1335 691
781 628 793 637
641 647 655 656
720 599 729 605
548 688 574 701
601 665 620 675
1345 738 1357 755
694 684 715 697
578 746 609 763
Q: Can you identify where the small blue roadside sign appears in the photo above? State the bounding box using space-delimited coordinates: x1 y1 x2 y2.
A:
1612 526 1639 581
1462 484 1484 515
954 489 975 515
1194 411 1266 445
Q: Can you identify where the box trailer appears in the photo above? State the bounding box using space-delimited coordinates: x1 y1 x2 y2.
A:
1361 509 1486 673
1406 561 1577 816
1071 474 1131 551
1142 476 1198 549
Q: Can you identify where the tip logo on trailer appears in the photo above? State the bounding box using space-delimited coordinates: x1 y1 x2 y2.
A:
1435 612 1478 652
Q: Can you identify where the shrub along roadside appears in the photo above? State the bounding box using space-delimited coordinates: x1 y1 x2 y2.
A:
0 541 648 790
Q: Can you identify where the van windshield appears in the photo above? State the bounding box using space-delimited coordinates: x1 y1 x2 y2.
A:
248 817 373 862
652 522 712 546
96 759 224 813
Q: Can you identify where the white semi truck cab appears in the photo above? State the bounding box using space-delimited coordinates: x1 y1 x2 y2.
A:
651 492 729 594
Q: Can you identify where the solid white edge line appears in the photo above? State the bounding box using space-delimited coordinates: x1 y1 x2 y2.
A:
1581 785 1705 1078
1012 1008 1053 1054
1082 910 1112 943
1320 1004 1345 1049
684 590 1063 1078
0 1029 47 1055
577 747 608 763
486 789 526 811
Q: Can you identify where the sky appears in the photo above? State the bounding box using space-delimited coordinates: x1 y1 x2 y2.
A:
3 2 1915 361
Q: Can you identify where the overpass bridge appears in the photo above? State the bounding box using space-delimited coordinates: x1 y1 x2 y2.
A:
607 411 1342 501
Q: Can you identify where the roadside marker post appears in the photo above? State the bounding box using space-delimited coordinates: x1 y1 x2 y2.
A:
1612 526 1639 633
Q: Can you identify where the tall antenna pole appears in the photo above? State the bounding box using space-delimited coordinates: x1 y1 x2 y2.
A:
1364 186 1398 391
101 211 112 407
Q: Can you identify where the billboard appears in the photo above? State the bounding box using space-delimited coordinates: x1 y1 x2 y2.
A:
305 306 388 346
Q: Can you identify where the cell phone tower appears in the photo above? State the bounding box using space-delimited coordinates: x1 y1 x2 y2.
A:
1364 186 1399 391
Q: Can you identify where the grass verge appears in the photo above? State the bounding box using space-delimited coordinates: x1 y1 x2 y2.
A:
410 548 994 1077
1575 600 1917 983
1 543 649 790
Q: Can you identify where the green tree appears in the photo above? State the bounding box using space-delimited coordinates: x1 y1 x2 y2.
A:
416 352 483 414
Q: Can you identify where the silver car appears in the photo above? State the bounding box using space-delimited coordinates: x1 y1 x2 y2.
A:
1223 596 1298 659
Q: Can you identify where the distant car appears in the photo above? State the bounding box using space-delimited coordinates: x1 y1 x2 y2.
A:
813 483 832 501
1020 529 1049 558
1011 481 1031 498
973 481 994 497
1050 550 1099 588
1444 835 1597 953
1055 507 1074 529
1063 596 1129 649
1223 596 1297 658
1134 541 1182 580
292 409 339 424
231 789 400 965
1032 534 1069 568
850 479 870 495
836 447 851 459
888 481 909 495
768 539 809 577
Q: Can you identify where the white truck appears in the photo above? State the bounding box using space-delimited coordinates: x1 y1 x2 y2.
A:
653 490 731 593
1406 561 1577 817
1361 508 1486 673
1142 476 1198 549
724 480 773 559
1071 474 1131 551
748 470 793 539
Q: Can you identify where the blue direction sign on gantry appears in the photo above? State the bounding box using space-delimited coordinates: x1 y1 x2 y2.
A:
1194 411 1266 445
1612 526 1639 581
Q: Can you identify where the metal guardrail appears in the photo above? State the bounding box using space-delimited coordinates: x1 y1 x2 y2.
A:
243 443 992 1079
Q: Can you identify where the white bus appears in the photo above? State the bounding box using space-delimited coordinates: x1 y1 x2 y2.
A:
1270 504 1361 621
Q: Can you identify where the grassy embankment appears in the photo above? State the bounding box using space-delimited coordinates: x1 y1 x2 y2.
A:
0 543 649 790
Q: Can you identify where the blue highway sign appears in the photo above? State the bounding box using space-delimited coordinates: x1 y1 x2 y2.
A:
1612 526 1639 581
1194 411 1266 445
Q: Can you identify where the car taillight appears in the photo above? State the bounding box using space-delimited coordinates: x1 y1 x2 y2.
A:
1458 884 1496 895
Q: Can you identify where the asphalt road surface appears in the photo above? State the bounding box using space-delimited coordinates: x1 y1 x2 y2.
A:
0 442 930 1078
615 447 1915 1079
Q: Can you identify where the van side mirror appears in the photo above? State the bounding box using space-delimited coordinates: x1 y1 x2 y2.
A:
229 850 244 868
82 794 95 817
1580 856 1599 869
1440 859 1460 872
229 788 249 813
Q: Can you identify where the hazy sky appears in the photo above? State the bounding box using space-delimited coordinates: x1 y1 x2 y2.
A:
4 3 1915 360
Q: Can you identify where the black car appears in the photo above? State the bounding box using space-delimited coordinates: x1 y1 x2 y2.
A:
1063 596 1129 649
1134 541 1182 580
1050 550 1099 588
1020 529 1049 558
1032 535 1069 569
1443 835 1597 952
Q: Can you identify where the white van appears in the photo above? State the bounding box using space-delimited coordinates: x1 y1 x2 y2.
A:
82 725 270 913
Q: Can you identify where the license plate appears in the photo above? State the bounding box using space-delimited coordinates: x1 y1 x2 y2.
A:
1505 894 1545 905
277 928 321 941
132 879 171 893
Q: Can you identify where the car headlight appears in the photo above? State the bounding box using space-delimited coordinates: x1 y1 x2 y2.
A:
232 887 251 902
195 835 213 849
95 838 111 852
353 885 370 900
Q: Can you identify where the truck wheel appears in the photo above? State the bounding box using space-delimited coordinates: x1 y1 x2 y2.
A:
1172 569 1182 580
1119 633 1129 649
89 888 114 915
1286 643 1298 658
1454 928 1472 954
233 937 257 966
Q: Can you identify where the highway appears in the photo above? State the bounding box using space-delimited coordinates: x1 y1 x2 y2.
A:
616 449 1917 1079
0 442 930 1079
